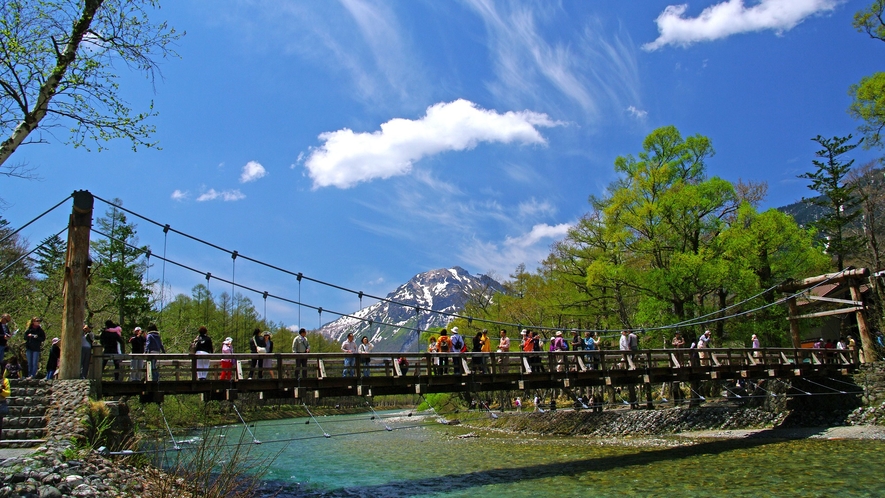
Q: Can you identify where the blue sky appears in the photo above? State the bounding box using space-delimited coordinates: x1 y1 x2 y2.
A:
3 0 883 330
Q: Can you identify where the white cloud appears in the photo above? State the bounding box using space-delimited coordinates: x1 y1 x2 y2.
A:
460 223 573 276
171 190 189 201
196 189 246 202
240 161 267 183
643 0 840 51
627 105 648 119
304 99 561 189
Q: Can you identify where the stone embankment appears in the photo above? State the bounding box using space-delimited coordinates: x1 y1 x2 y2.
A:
0 439 160 497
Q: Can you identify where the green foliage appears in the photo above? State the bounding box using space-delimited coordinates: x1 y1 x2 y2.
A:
454 126 827 347
798 135 864 270
849 72 885 150
849 2 885 149
89 199 154 330
853 0 885 42
0 0 183 169
417 393 463 413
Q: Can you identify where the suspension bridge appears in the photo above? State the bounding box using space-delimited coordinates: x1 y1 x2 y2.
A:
90 346 860 408
2 191 867 407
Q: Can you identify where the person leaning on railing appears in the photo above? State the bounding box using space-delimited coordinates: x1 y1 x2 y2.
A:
144 324 165 382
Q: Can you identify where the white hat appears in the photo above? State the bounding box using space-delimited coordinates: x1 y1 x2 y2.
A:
521 329 527 335
223 337 233 344
451 327 459 333
51 337 60 344
134 326 142 332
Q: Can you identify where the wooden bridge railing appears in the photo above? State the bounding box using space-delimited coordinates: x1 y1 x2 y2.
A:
91 347 860 398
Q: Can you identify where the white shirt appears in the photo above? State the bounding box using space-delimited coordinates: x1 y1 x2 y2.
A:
341 339 357 354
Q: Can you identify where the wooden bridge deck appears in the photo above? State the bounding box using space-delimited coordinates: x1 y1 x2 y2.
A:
94 347 859 401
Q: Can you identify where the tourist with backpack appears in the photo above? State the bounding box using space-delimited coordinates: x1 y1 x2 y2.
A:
450 327 465 374
436 329 451 374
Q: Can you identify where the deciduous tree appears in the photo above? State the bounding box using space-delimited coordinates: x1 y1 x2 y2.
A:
0 0 182 170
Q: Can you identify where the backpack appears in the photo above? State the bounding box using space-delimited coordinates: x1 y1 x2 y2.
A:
451 334 463 352
438 336 450 352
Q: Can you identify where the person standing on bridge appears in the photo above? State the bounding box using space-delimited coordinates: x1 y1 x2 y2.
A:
292 328 310 379
100 320 124 381
498 329 510 372
428 336 439 375
263 332 275 379
358 335 373 377
129 327 146 381
697 330 712 366
249 328 266 379
450 328 465 374
341 333 357 377
751 334 761 358
437 329 451 375
193 326 214 380
220 337 234 381
144 324 165 381
24 317 46 379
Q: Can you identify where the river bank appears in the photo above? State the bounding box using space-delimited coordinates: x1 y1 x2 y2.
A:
452 400 885 441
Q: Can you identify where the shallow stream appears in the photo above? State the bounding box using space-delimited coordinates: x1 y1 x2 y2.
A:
188 410 885 497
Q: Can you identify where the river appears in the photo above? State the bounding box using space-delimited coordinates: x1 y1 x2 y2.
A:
176 410 885 497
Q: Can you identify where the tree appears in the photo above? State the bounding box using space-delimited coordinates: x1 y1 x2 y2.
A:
853 0 885 42
849 73 885 150
89 199 153 330
798 135 864 271
0 0 182 170
32 234 66 318
0 215 34 321
849 2 885 149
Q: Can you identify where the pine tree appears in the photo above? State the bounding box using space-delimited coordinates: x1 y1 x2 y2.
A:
89 199 153 330
798 135 864 270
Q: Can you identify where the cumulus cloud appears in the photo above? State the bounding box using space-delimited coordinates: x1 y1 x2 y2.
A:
171 190 189 201
460 223 573 276
196 189 246 202
304 99 561 189
627 105 648 119
240 161 267 183
643 0 839 51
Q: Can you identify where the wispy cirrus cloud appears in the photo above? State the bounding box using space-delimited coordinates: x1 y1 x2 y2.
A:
240 161 267 183
171 189 189 201
196 189 246 202
227 0 427 108
465 0 641 121
643 0 840 51
304 99 561 189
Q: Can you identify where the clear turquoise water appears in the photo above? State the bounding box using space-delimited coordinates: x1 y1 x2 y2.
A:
188 411 885 497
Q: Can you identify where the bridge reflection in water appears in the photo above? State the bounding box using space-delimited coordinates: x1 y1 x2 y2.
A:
95 347 859 406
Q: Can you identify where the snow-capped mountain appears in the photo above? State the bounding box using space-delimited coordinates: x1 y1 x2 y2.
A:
318 267 503 352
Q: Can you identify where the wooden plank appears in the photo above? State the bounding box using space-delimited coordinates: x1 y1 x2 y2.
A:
318 360 326 379
790 306 863 320
670 353 682 369
805 295 862 306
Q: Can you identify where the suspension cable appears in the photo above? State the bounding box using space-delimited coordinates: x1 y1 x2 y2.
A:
0 194 72 245
88 195 857 337
0 227 67 275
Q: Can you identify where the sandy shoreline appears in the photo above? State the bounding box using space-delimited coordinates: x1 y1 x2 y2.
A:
677 424 885 440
